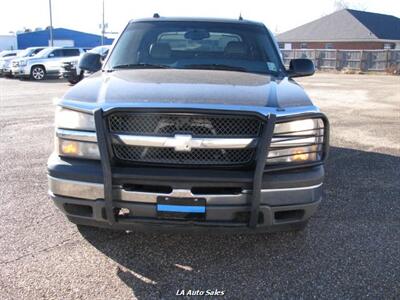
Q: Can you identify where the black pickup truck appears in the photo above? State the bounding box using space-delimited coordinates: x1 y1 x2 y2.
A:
47 16 329 232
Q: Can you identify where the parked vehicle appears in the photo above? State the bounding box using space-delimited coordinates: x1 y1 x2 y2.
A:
0 50 20 59
0 50 20 77
48 17 329 233
1 47 45 77
11 47 85 80
60 45 110 84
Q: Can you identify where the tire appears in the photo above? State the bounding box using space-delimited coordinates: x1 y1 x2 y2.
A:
68 76 80 84
30 66 46 80
67 71 84 85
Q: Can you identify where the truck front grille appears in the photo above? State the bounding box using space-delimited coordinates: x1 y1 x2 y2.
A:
108 112 262 166
113 144 255 165
109 113 261 137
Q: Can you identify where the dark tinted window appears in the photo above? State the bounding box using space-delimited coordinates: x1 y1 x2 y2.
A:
62 49 80 57
4 53 16 57
50 49 63 57
33 48 44 55
106 21 284 75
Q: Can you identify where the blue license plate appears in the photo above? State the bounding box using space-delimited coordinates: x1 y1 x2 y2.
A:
157 197 206 220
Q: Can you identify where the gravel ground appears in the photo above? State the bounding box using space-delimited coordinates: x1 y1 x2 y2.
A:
0 73 399 299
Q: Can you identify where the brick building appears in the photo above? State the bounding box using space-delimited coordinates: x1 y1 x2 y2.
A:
277 9 400 50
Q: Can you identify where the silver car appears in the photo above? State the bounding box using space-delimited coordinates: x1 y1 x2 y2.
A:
0 50 21 76
11 47 85 80
1 47 45 77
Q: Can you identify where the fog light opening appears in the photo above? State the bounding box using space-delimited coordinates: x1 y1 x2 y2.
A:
274 210 304 222
64 203 93 217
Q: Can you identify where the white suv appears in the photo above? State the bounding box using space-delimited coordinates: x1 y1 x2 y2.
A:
0 50 21 76
1 47 45 77
11 47 85 80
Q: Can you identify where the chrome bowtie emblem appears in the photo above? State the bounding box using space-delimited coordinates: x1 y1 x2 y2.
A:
170 134 193 152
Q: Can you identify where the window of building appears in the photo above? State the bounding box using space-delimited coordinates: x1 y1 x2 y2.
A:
384 43 394 49
283 43 292 50
325 43 333 49
300 43 308 49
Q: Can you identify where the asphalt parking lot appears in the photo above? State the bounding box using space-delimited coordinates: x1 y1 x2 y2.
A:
0 73 399 299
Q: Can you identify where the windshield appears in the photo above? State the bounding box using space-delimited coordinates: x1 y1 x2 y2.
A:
90 46 109 55
34 48 55 58
17 49 33 57
105 21 284 76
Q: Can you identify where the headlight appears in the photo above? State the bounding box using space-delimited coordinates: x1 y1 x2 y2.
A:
55 107 99 159
19 60 27 66
267 118 325 165
56 139 100 160
55 107 95 131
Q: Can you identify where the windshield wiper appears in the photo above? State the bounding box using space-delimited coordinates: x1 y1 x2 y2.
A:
184 64 248 72
112 63 171 70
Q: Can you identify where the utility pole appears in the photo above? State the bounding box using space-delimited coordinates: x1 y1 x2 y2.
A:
101 0 105 45
49 0 54 46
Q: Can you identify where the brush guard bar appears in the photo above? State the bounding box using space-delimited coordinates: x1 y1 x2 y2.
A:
94 108 329 228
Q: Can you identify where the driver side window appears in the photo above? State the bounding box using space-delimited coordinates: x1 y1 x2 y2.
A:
49 49 63 58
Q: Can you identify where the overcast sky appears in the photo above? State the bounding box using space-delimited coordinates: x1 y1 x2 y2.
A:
1 0 399 36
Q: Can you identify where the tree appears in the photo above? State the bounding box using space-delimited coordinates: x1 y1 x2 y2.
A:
333 0 367 11
334 0 349 11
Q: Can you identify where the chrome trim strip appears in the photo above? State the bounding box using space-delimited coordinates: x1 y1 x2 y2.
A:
260 183 323 192
48 176 323 204
48 176 103 200
112 134 256 151
118 189 248 204
56 129 97 143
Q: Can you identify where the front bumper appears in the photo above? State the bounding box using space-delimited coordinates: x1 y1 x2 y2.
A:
48 154 324 232
49 109 329 232
11 66 29 77
0 68 11 76
60 65 77 79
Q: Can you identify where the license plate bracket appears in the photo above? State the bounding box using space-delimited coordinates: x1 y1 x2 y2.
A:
156 196 206 220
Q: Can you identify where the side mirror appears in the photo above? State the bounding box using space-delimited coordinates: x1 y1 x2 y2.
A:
287 59 315 78
79 52 102 73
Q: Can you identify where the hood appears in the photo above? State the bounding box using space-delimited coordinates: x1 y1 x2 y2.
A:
0 56 18 64
62 69 312 108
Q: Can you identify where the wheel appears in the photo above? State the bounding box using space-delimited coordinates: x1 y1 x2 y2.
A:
67 71 84 85
30 66 46 80
68 76 80 84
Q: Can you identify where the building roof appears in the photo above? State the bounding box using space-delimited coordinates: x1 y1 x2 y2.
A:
16 27 113 49
17 27 111 39
277 9 400 42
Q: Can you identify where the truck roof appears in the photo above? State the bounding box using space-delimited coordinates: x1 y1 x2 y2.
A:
129 17 265 27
